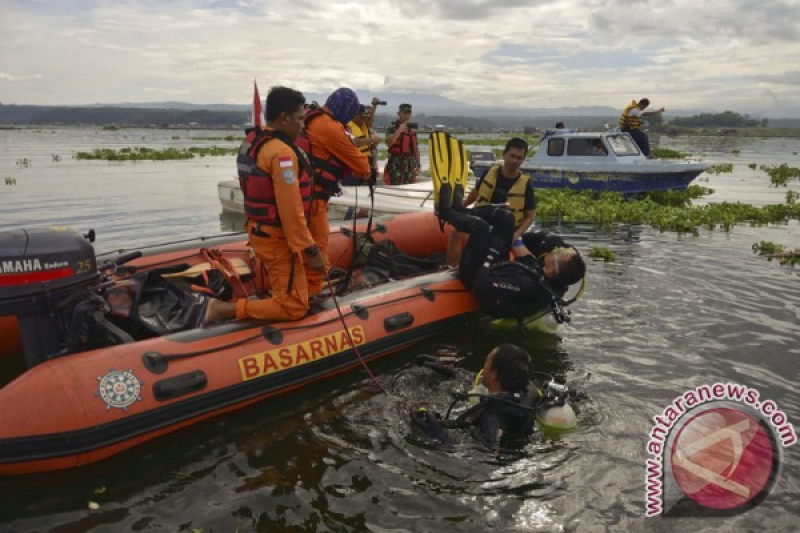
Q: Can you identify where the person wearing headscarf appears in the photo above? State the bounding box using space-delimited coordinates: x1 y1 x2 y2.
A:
302 87 370 294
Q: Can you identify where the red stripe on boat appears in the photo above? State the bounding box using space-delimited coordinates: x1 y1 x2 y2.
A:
0 267 74 286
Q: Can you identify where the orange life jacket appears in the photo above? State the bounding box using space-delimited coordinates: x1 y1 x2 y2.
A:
297 107 348 195
236 128 312 226
388 126 418 157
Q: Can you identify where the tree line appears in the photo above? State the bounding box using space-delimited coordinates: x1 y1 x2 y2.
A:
668 111 767 128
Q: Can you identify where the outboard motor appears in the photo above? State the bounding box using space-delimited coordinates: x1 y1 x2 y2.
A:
0 227 104 368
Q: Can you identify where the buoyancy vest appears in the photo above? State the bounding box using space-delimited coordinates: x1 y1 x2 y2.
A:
236 128 312 226
388 124 418 157
475 165 532 228
298 107 348 195
453 388 543 445
619 100 642 130
349 121 372 158
472 258 553 320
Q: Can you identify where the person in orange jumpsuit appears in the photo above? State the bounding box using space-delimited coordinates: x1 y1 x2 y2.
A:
303 87 371 295
205 86 324 324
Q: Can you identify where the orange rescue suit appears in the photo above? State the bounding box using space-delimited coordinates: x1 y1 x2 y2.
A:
236 131 317 322
304 110 370 293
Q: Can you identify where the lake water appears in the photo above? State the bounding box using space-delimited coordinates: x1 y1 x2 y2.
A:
0 127 798 532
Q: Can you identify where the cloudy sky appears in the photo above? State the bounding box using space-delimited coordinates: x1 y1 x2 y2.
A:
2 0 799 116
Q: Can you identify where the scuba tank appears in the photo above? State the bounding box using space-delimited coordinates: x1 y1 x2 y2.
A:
535 379 577 435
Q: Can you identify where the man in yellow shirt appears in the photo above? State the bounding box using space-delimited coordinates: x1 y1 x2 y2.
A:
346 97 383 185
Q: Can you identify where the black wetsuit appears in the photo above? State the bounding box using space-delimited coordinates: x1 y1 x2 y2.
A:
439 195 569 320
411 387 540 447
466 390 539 446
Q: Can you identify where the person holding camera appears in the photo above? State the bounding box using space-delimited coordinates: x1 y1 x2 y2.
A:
345 97 384 185
384 103 420 185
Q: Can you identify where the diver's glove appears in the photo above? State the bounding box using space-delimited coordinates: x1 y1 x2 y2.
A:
409 407 451 444
415 354 457 377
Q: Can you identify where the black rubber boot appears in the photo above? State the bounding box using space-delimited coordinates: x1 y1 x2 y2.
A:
437 182 453 217
452 183 467 213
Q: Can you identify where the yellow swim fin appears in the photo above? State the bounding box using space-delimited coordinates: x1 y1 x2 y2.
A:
428 131 450 204
448 133 468 193
428 131 468 210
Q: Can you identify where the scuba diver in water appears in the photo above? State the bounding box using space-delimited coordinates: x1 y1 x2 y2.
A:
410 344 577 448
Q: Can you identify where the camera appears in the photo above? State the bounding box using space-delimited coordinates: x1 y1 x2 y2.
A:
393 121 418 130
375 100 387 106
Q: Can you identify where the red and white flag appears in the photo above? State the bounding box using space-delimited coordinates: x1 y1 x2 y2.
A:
252 80 263 127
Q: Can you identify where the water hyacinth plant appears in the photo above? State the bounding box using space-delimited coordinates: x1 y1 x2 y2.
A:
74 146 238 161
535 186 800 234
706 163 734 174
650 148 688 159
759 164 800 187
588 247 617 262
752 241 799 267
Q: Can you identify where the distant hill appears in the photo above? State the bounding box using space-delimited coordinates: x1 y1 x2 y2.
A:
3 91 799 129
0 103 620 131
0 104 247 128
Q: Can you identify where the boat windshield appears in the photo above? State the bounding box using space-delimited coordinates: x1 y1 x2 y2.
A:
606 134 641 156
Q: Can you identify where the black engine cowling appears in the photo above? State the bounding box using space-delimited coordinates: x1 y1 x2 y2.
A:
0 228 102 367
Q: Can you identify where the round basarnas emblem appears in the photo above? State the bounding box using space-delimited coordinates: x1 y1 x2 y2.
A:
96 368 143 410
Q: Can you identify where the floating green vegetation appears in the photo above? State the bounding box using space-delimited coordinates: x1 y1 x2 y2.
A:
787 190 798 204
706 163 734 174
651 148 687 159
588 246 617 262
748 163 757 170
190 135 239 142
4 177 17 186
642 185 715 207
187 146 238 157
536 187 800 234
731 149 741 155
15 158 31 167
74 146 237 161
171 136 180 140
102 125 120 131
759 163 800 187
752 241 799 266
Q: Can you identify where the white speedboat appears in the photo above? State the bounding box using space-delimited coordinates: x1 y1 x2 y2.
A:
219 179 474 219
472 131 708 194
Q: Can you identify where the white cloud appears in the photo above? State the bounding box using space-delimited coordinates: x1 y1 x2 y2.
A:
0 0 798 115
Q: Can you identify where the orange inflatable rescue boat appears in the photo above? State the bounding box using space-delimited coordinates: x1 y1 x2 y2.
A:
0 212 480 475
